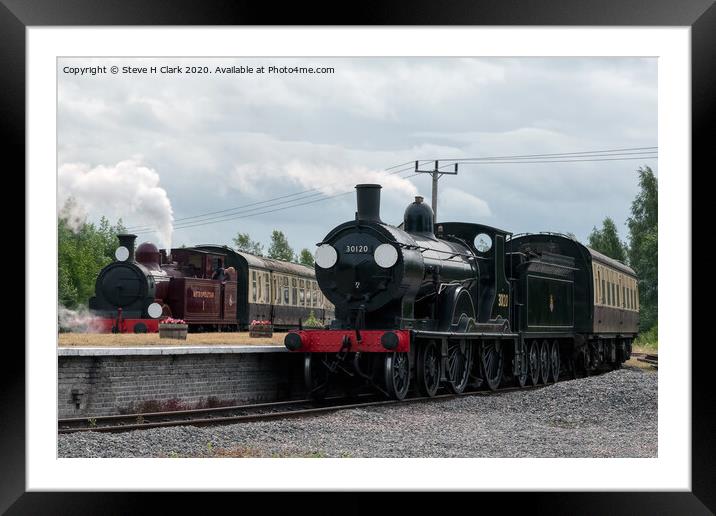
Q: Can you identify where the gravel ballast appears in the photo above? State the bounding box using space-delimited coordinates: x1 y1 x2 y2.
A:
58 366 657 458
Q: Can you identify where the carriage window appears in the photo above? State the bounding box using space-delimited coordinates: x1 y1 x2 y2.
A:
299 287 305 306
284 285 289 304
312 289 317 307
601 279 606 304
616 281 620 307
622 286 626 308
274 278 279 304
265 277 270 304
252 271 257 302
257 273 262 301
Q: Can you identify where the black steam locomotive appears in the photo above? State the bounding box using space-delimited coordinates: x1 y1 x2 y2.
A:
285 184 639 400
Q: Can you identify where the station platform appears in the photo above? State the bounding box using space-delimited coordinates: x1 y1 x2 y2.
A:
58 343 302 418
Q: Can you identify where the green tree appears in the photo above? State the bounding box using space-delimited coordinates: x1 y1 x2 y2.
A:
298 248 314 267
267 230 294 262
588 217 627 262
627 166 658 331
232 232 264 256
57 204 126 308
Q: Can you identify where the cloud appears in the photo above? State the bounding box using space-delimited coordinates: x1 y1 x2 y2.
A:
57 57 657 250
439 187 492 221
58 159 174 248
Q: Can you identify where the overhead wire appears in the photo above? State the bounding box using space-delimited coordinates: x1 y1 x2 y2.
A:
132 146 656 235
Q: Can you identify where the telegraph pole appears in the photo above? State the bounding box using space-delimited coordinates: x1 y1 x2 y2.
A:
414 160 458 222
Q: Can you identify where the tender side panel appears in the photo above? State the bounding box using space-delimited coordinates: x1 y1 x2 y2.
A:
526 274 574 329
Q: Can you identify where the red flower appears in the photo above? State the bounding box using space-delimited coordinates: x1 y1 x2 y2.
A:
162 317 187 324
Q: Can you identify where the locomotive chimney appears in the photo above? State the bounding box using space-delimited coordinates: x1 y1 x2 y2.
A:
117 233 137 262
355 184 382 223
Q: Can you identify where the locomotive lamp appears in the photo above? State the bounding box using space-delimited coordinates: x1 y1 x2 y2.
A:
115 246 130 261
315 244 338 269
374 243 398 268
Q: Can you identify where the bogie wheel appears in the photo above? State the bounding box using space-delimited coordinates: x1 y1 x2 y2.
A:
417 340 442 397
447 339 472 394
515 339 529 388
304 353 329 402
384 352 411 400
550 340 561 383
528 340 540 386
480 340 504 391
539 340 550 385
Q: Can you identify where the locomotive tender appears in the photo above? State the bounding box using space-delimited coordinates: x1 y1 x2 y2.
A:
89 234 334 333
285 184 639 400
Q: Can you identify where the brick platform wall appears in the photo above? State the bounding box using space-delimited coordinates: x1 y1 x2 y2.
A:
58 348 305 418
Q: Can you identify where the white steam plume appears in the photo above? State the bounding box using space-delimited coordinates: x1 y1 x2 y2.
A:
58 159 174 248
58 305 104 333
230 160 419 198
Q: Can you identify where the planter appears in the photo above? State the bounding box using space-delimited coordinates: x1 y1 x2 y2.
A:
249 324 273 338
159 323 188 340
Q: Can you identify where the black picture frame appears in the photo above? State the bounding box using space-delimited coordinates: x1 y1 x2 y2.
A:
4 0 711 513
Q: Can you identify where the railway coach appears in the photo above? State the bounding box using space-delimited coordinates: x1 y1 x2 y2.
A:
194 244 334 330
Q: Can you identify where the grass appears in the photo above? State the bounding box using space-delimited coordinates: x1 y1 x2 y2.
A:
633 324 658 354
58 331 285 347
627 324 658 372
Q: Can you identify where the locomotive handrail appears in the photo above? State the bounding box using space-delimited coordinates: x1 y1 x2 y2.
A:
396 242 485 261
508 231 578 241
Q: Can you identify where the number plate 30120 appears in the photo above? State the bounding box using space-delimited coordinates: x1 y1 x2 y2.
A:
344 245 371 254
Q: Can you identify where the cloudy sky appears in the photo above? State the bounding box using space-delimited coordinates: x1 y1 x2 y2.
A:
57 57 657 253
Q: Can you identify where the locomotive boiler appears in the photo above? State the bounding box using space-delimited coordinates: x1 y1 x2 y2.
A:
286 184 639 400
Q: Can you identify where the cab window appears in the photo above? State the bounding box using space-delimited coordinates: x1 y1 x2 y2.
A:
252 270 257 302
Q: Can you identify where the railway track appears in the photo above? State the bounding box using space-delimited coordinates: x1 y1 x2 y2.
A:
632 352 658 368
58 384 545 434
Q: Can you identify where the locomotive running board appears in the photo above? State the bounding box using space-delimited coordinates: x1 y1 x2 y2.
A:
411 330 519 340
